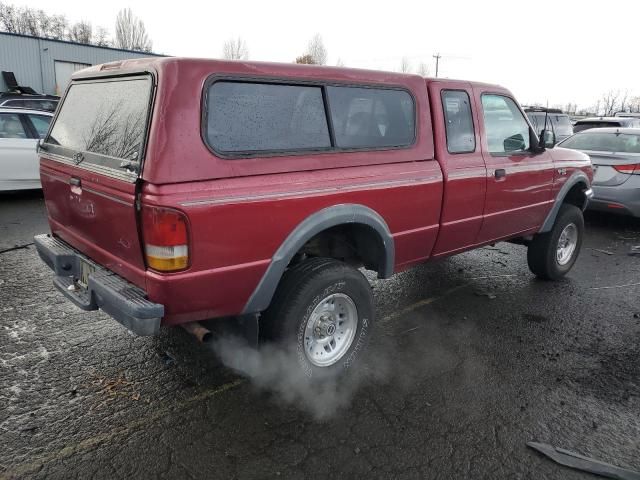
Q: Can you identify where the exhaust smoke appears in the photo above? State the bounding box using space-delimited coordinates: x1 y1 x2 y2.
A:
208 309 477 420
210 334 387 420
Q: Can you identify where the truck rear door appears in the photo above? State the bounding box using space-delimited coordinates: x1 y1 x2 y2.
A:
39 74 154 287
428 81 488 257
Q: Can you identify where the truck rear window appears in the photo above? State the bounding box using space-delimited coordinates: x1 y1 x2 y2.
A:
46 76 152 168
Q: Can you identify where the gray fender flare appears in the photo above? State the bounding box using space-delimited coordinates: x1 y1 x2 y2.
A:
539 171 591 233
243 204 394 314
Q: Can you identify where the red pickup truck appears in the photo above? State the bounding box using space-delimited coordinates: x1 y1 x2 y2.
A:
35 58 593 378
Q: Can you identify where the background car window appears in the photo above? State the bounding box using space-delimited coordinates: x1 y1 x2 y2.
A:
3 99 58 111
574 121 621 133
441 90 475 153
526 112 549 136
0 113 27 139
550 114 573 137
26 114 51 138
560 132 640 153
207 82 330 153
481 95 531 154
326 86 414 148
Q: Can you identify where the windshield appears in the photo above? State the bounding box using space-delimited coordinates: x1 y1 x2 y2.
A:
559 132 640 153
47 76 152 165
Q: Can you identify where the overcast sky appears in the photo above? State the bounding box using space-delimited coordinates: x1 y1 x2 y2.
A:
15 0 639 109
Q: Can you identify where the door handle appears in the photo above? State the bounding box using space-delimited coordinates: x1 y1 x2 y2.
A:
494 169 506 179
69 177 81 187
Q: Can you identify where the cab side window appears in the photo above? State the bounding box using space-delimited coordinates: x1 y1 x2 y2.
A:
0 113 27 139
441 90 475 153
26 114 52 138
481 95 531 154
326 86 415 149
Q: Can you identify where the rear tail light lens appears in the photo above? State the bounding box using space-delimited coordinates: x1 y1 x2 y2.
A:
142 207 190 272
614 164 640 175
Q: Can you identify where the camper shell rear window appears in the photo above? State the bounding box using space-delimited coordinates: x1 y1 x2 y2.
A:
203 78 416 157
44 75 153 178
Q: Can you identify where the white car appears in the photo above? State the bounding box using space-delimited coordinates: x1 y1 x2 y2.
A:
0 108 53 191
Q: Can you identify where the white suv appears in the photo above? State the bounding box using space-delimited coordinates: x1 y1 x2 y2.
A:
0 108 53 191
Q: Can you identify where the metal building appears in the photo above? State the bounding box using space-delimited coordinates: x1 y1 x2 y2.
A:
0 32 162 96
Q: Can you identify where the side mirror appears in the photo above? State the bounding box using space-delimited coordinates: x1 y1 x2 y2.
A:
504 133 526 152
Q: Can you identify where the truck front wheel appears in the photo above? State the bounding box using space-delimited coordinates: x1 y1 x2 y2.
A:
260 257 374 379
527 204 584 280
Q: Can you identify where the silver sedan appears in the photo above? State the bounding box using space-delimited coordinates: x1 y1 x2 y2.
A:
557 128 640 217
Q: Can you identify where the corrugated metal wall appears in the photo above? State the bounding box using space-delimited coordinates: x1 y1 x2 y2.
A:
0 32 161 95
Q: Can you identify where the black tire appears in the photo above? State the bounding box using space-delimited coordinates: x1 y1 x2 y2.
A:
260 257 374 379
527 204 584 280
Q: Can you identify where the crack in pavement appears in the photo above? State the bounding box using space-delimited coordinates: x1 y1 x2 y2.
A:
0 243 33 255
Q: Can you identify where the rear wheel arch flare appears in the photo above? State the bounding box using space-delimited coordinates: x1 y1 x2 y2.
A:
243 204 394 314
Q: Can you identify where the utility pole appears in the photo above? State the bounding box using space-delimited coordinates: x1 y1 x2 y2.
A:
433 53 441 78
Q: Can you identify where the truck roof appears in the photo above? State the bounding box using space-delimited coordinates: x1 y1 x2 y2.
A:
72 57 504 91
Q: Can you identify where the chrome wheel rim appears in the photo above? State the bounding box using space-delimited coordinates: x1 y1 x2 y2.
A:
304 293 358 367
556 223 578 266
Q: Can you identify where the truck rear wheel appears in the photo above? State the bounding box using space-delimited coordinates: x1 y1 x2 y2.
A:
527 204 584 280
260 257 374 379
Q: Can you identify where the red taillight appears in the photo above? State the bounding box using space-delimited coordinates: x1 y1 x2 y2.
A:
142 206 189 272
614 164 640 175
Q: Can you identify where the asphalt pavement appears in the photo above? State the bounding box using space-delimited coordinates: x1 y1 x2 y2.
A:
1 190 639 479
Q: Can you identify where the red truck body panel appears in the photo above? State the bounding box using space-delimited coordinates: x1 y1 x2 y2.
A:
40 160 147 287
38 58 592 328
143 161 443 323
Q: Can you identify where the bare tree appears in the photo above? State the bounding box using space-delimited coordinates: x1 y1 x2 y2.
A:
306 33 327 65
628 96 640 113
399 57 412 73
295 54 316 64
0 2 20 33
417 62 430 77
0 2 105 43
335 58 345 67
222 37 249 60
619 89 630 113
48 14 68 40
93 26 110 47
21 6 39 35
68 21 92 44
114 8 152 52
600 90 621 116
